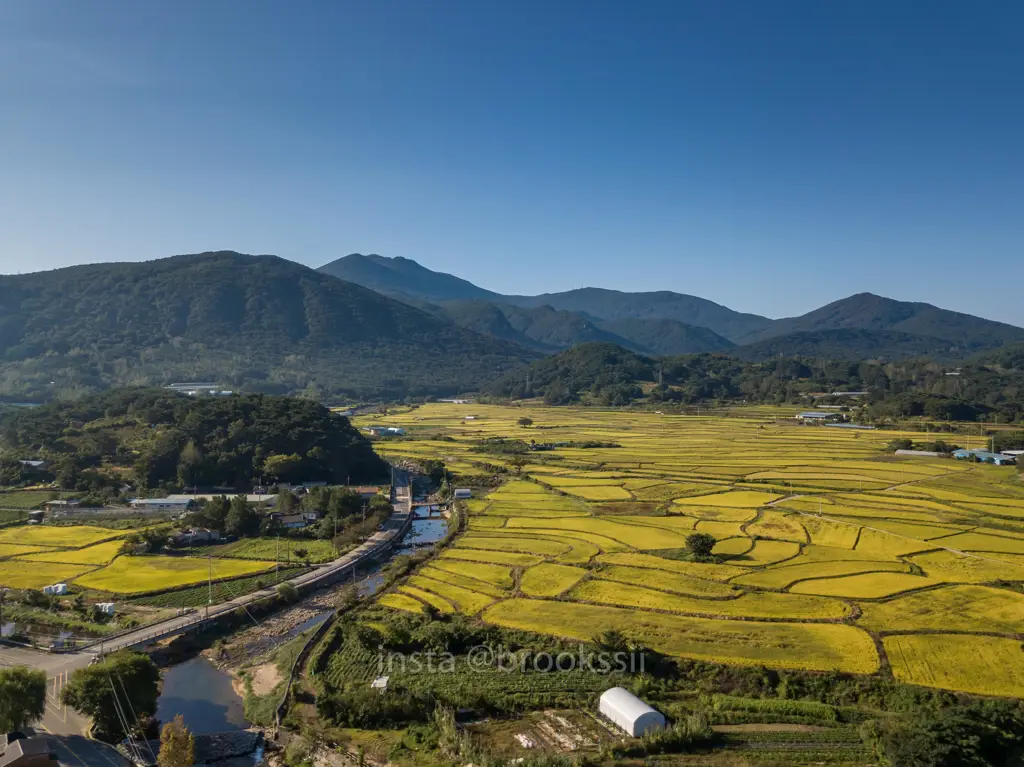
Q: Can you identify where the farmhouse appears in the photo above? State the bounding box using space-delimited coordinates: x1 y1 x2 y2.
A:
797 411 845 423
172 527 220 546
43 499 79 510
365 426 406 436
42 583 68 596
952 449 1016 466
599 687 666 737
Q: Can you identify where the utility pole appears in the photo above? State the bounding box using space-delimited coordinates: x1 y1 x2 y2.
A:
207 556 213 618
276 535 280 581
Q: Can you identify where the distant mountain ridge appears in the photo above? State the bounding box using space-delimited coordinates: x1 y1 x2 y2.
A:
318 254 1024 360
0 251 536 400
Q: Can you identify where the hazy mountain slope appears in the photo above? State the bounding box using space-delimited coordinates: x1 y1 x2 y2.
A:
318 253 501 302
731 328 969 361
0 252 535 399
743 293 1024 350
503 287 775 341
595 317 734 355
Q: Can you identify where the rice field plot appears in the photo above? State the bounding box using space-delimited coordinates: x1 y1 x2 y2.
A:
399 586 455 614
629 482 720 501
406 575 497 614
457 535 570 557
15 539 124 566
505 516 693 550
74 555 276 595
207 537 339 563
695 520 748 538
0 561 96 590
439 548 542 567
518 563 587 596
958 501 1024 520
931 531 1024 555
466 517 507 530
909 550 1024 583
0 524 124 548
718 539 802 566
596 552 747 581
0 543 53 559
854 520 969 542
574 579 850 620
482 599 879 673
853 528 934 558
674 490 782 508
732 560 909 590
417 567 508 598
790 572 946 599
799 516 861 549
669 503 755 522
884 634 1024 698
858 585 1024 635
745 511 808 543
594 564 738 597
712 537 753 557
379 593 429 614
554 485 634 501
0 491 51 509
429 559 514 589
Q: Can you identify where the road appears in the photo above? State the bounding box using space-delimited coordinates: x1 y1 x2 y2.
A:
0 469 414 737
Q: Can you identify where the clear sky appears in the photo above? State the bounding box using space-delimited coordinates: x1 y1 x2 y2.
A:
2 1 1022 324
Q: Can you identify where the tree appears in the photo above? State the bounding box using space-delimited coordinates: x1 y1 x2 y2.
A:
293 547 309 562
263 453 304 483
62 652 160 741
195 495 230 532
277 582 299 603
517 417 533 428
686 533 716 558
158 715 195 767
225 495 260 538
177 440 203 488
0 666 47 732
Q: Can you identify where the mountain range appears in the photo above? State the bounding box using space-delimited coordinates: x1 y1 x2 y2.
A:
319 253 1024 359
0 249 1020 401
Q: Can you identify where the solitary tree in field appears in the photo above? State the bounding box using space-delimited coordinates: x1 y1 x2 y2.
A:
517 417 533 428
686 533 716 559
158 715 195 767
0 666 47 732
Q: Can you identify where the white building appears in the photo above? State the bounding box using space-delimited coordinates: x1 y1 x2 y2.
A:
95 602 116 615
130 497 194 511
43 583 68 596
598 687 666 737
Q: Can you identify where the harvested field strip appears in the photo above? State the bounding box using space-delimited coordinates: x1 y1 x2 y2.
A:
482 599 879 674
519 563 587 597
429 559 514 589
858 585 1024 634
790 572 946 599
596 552 747 581
574 579 850 620
399 586 455 614
745 511 808 542
732 560 908 590
407 575 497 614
884 634 1024 698
439 548 541 567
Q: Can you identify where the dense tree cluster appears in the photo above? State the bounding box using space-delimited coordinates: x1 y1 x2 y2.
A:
1 389 386 494
486 342 1024 422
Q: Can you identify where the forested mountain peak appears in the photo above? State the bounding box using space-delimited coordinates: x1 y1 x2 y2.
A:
318 253 501 302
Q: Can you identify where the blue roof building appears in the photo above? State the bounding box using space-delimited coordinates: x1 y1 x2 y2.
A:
952 449 1016 465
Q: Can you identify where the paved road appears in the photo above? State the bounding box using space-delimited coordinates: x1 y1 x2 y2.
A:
0 470 414 736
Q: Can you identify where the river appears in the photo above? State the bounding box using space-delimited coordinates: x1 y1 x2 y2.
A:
156 510 450 731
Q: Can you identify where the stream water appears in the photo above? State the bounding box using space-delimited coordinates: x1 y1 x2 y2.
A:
156 510 449 732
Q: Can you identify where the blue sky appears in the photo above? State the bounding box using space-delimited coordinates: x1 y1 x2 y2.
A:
2 1 1022 324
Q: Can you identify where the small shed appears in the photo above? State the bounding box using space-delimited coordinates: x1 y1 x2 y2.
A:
453 488 472 500
95 602 116 615
598 687 665 737
43 583 68 596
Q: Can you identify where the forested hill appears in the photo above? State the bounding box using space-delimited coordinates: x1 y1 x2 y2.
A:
1 389 387 494
0 252 536 400
485 341 1024 421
